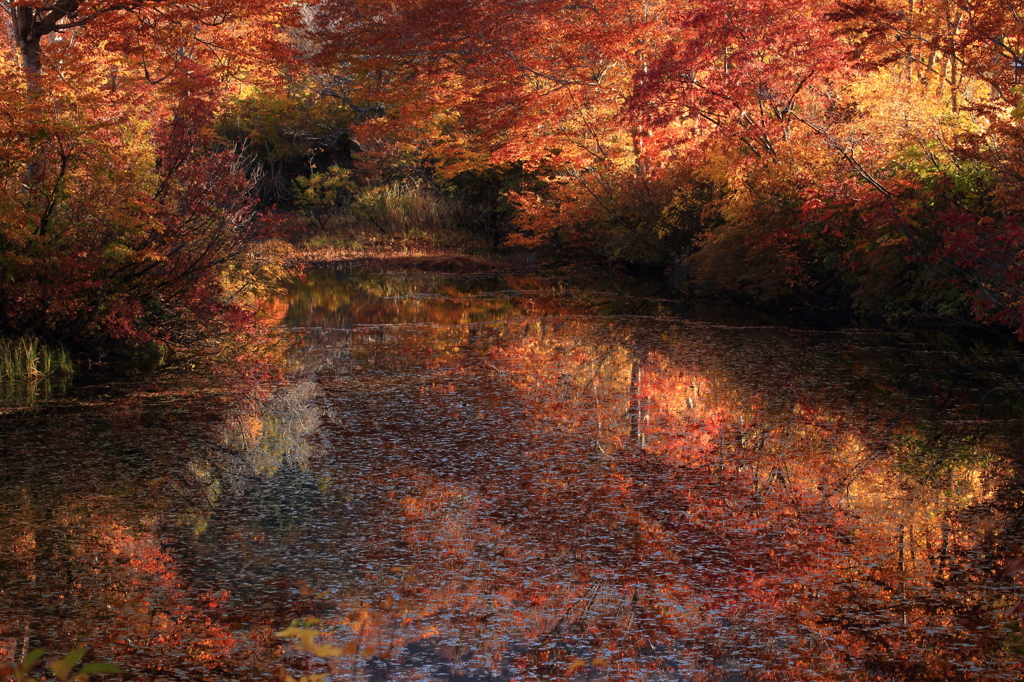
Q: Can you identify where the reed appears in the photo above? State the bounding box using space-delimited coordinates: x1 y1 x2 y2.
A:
0 335 74 382
352 179 459 235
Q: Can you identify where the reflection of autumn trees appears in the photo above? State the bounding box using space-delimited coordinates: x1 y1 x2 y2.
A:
0 445 248 678
282 268 703 334
0 374 335 680
4 272 1024 680
219 382 323 478
2 499 239 675
284 271 527 330
484 318 1021 679
307 310 1022 680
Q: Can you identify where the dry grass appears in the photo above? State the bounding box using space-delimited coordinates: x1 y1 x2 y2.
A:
286 176 524 273
287 229 513 273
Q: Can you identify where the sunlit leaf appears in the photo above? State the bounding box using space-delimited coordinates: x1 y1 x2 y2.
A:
312 644 344 658
566 659 587 673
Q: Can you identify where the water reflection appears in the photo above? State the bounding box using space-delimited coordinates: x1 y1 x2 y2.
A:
0 372 72 407
283 272 1024 680
219 381 324 478
1 269 1023 681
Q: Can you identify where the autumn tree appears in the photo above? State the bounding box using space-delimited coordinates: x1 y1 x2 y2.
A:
307 0 675 249
4 0 293 89
306 0 1024 336
0 0 301 352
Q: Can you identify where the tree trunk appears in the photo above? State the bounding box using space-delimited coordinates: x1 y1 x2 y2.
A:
20 37 42 81
9 7 43 92
627 352 646 446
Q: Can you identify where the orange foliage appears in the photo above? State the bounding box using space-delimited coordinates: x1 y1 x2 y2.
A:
0 0 298 352
306 0 1024 333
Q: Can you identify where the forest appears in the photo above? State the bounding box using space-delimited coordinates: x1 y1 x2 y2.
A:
2 0 1024 359
4 3 1024 679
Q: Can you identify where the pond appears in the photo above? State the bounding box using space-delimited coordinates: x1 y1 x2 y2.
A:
2 266 1024 681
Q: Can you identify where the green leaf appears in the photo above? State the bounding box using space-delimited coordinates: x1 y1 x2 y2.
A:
49 648 87 681
21 648 47 671
13 647 47 678
77 663 122 676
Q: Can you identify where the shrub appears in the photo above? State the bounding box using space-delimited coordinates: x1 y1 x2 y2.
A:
292 165 357 231
0 78 280 356
217 88 355 205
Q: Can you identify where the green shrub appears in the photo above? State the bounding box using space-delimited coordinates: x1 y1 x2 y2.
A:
293 165 357 231
217 88 355 205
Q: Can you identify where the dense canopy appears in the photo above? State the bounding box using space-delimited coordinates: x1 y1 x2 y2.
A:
2 0 1024 344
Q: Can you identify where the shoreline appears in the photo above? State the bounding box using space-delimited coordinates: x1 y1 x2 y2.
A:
286 245 527 274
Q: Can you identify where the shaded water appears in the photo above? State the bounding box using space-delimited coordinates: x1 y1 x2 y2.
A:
3 267 1024 681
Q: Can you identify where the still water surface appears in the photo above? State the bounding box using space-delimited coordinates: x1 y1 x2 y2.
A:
2 267 1024 681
